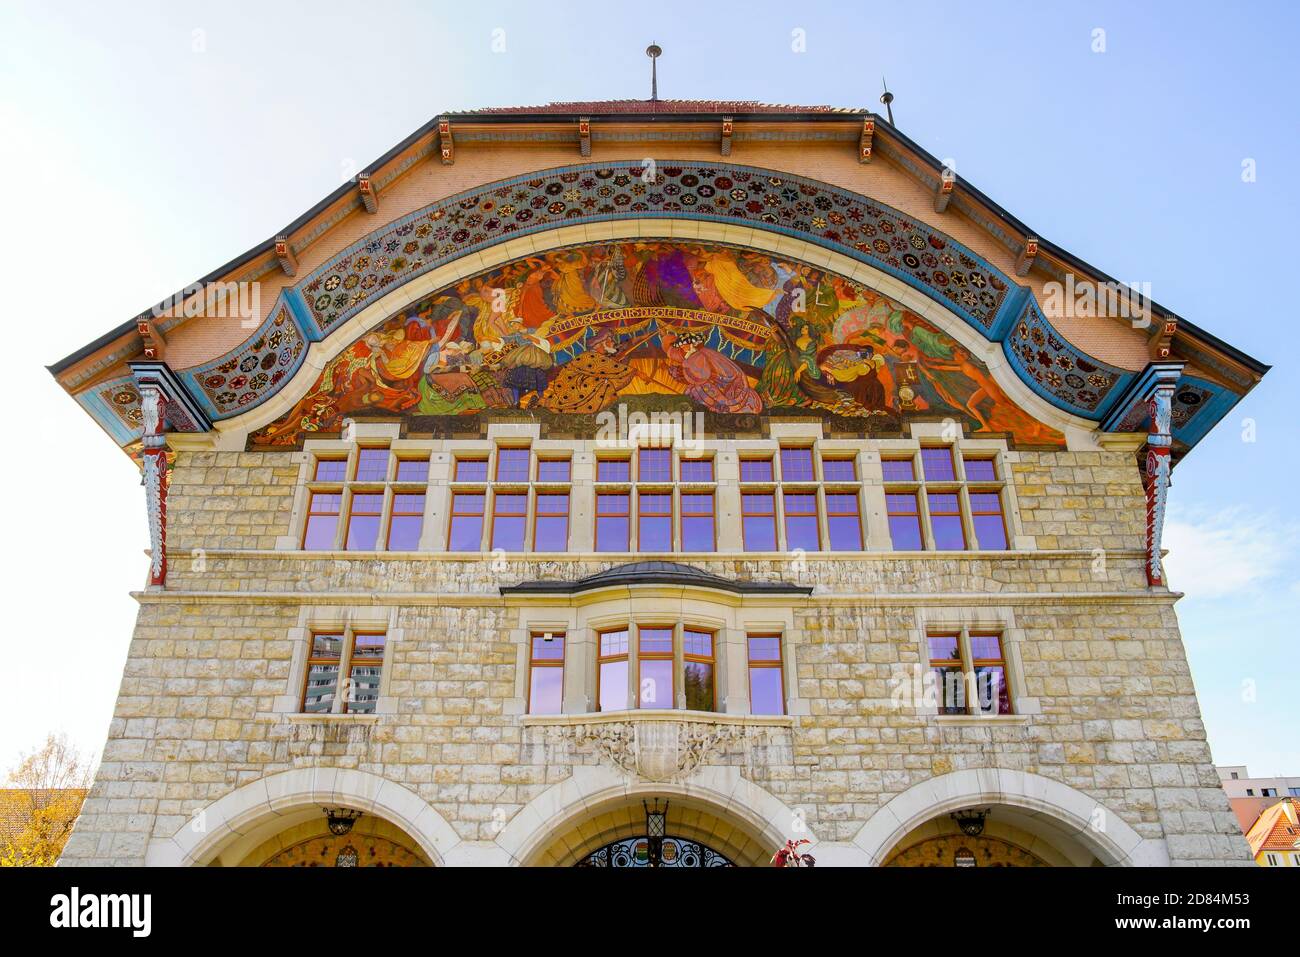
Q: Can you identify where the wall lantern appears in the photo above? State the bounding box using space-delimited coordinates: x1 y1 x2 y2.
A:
324 807 363 836
950 808 990 838
644 799 668 868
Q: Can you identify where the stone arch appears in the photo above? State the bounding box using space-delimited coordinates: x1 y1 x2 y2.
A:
494 764 815 867
215 221 1095 448
851 768 1167 867
144 767 463 867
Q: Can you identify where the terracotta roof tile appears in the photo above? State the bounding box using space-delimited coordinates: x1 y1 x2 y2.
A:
1245 798 1300 856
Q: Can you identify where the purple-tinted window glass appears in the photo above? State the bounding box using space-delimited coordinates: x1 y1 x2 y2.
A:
395 458 429 483
638 492 672 551
596 459 631 482
537 459 571 483
595 493 629 551
528 633 565 715
303 492 341 549
355 448 389 482
638 448 672 483
681 493 715 551
881 458 916 482
928 492 966 549
448 493 485 550
742 493 777 550
679 458 715 482
822 458 857 482
747 636 784 716
780 448 815 481
886 493 923 550
783 492 820 552
970 492 1008 549
921 447 956 482
454 459 488 482
387 493 425 550
314 459 347 482
345 493 384 550
495 448 530 483
491 492 527 551
740 458 774 483
825 493 862 551
534 493 569 551
963 458 997 482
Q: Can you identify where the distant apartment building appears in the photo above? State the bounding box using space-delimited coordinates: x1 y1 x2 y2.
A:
1218 766 1300 835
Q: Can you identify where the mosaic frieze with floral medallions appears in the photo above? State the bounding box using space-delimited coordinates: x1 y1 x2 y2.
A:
300 163 1014 337
1006 301 1127 415
191 307 306 413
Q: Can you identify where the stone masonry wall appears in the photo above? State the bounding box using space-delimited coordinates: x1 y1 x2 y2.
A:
60 446 1249 865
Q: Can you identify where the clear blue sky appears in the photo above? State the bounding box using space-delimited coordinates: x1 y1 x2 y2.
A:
1 0 1295 775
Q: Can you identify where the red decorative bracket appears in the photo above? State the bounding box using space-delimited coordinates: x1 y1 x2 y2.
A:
578 117 591 157
1014 236 1039 277
859 118 875 163
438 118 454 165
357 173 379 213
274 235 298 277
720 117 733 157
933 168 956 213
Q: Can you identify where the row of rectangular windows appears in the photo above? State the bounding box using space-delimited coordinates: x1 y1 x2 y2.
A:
302 445 1009 552
297 627 1012 719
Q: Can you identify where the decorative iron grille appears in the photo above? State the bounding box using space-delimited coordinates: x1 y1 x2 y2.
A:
575 836 734 867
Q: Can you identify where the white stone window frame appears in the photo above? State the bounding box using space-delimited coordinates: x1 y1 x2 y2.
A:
283 423 439 552
911 605 1037 723
866 422 1031 552
507 593 806 718
277 604 401 718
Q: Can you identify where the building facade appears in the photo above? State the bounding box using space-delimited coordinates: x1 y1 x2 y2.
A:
51 99 1266 867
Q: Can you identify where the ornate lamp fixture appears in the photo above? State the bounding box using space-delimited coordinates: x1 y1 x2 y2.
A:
644 799 668 868
950 808 990 838
324 807 362 836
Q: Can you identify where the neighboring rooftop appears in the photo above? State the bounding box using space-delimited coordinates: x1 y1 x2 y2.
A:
1245 798 1300 856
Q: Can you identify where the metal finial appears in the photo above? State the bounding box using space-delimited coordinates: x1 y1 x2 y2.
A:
646 43 662 102
879 76 895 126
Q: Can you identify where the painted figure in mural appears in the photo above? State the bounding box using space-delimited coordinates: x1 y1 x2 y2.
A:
251 241 1066 448
538 327 636 414
817 345 888 413
665 330 763 414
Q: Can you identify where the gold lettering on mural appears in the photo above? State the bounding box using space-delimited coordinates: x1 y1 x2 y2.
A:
547 307 772 342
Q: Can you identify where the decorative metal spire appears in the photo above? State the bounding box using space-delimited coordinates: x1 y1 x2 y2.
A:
879 76 895 126
647 43 662 103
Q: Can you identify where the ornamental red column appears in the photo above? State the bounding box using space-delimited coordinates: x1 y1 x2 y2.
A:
140 384 169 588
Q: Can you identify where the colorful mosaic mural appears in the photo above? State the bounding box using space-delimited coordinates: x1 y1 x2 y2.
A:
252 241 1064 448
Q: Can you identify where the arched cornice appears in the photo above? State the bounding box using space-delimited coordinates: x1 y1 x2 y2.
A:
169 162 1148 433
494 764 814 867
144 766 462 867
190 223 1102 450
849 768 1168 867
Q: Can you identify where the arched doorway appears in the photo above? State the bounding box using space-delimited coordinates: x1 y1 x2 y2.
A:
852 769 1163 866
530 793 775 867
241 811 432 867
